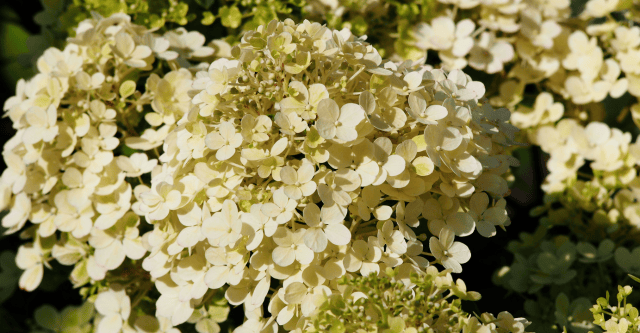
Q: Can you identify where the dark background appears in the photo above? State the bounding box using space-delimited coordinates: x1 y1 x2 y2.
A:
0 1 42 170
0 2 547 331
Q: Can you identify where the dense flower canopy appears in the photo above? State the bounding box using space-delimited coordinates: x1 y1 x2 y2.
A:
3 0 640 331
135 17 519 330
0 10 525 332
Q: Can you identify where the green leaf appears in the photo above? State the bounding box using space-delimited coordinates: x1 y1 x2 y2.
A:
34 305 61 331
387 316 405 333
555 293 570 316
219 6 242 28
246 5 277 30
195 318 221 333
629 306 639 319
121 144 137 157
195 0 216 9
249 37 267 49
576 242 597 259
148 14 165 29
348 16 368 36
536 252 560 274
329 318 345 333
596 297 608 308
119 80 136 98
73 302 95 326
598 239 615 254
208 304 230 323
0 22 30 58
201 11 215 25
630 274 640 284
288 0 306 7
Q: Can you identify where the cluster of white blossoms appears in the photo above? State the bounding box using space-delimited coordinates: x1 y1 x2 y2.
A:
132 17 519 330
532 120 639 194
530 119 640 237
491 119 640 330
0 12 230 332
0 9 523 333
404 0 638 124
91 283 193 333
515 118 640 243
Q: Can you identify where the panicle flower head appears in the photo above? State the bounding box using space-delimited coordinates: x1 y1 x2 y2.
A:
0 14 223 331
132 18 518 329
0 7 525 331
303 266 530 332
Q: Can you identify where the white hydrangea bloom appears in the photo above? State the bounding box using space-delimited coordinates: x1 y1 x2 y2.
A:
511 92 564 129
16 242 44 292
468 32 515 74
429 227 471 273
520 11 561 49
0 14 520 332
94 284 131 333
412 17 475 69
582 0 619 18
136 18 517 329
0 13 214 297
163 28 214 59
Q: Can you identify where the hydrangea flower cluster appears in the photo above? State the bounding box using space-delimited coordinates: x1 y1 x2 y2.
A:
589 281 640 333
490 122 640 332
306 266 531 333
0 11 223 292
0 10 524 332
0 12 230 332
28 0 640 127
519 120 640 247
290 0 640 124
531 120 640 193
32 0 640 142
134 17 519 329
403 0 635 113
28 282 230 333
7 0 640 331
494 118 640 327
494 175 640 331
